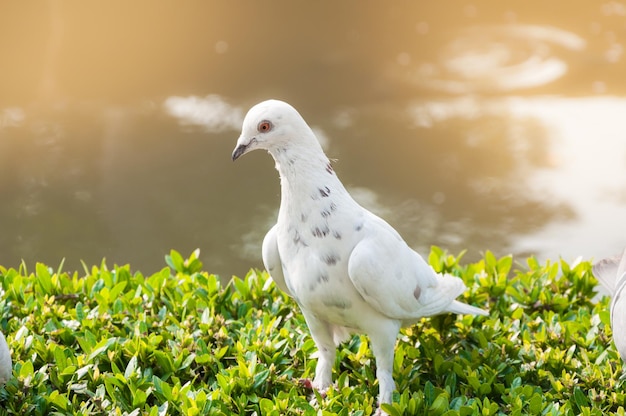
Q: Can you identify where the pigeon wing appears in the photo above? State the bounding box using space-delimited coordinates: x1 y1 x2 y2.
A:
262 224 293 297
347 214 471 320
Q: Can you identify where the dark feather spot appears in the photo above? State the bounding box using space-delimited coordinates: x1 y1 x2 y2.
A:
321 208 331 218
323 253 340 266
301 213 308 223
330 202 337 212
317 272 329 284
413 285 421 301
319 187 331 198
326 163 334 174
355 222 364 232
332 230 342 240
312 225 330 238
293 231 308 247
322 298 351 310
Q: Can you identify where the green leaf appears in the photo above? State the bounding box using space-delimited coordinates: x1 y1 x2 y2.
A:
0 249 619 414
36 262 54 294
380 403 403 416
165 249 184 272
259 398 275 413
529 392 543 414
19 360 34 378
572 387 589 409
47 390 70 410
124 355 138 379
132 388 148 408
429 394 449 414
88 337 118 360
497 255 513 275
153 376 174 402
154 350 176 374
109 281 128 301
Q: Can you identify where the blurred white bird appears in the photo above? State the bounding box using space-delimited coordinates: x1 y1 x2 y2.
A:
593 247 626 361
0 330 11 384
232 99 488 413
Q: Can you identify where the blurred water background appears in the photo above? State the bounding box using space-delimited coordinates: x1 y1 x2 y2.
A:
1 1 625 279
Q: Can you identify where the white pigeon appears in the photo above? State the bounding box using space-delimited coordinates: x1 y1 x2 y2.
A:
232 99 488 412
0 330 11 384
593 247 626 361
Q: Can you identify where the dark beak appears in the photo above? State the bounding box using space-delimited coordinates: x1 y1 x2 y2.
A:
232 144 247 161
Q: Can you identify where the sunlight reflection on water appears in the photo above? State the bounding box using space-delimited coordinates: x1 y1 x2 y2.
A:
407 25 586 93
163 95 243 133
507 96 626 261
406 95 626 261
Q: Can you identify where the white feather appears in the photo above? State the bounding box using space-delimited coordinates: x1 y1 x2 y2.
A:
0 331 11 384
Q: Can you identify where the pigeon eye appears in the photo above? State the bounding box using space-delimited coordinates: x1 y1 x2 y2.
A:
258 120 273 133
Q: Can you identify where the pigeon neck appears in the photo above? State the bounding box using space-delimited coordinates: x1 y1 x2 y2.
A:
273 146 331 184
271 143 345 209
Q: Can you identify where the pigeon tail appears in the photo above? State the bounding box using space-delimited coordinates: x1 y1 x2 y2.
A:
446 300 489 316
408 272 487 319
593 257 620 293
593 247 626 295
437 272 488 316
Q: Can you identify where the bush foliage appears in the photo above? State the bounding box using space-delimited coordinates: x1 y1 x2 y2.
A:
0 248 623 415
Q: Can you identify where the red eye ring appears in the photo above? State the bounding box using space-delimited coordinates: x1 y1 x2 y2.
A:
258 120 273 133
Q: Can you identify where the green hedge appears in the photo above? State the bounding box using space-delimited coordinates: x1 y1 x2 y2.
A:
0 248 623 415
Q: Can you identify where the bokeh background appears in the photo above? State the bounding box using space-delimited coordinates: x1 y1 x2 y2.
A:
1 1 625 279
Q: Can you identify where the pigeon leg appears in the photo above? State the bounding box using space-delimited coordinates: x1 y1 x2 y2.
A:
368 321 401 411
302 313 336 393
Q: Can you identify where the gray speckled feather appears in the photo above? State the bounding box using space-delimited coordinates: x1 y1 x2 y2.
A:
232 99 488 414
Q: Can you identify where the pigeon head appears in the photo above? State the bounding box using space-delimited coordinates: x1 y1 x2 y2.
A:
232 100 318 161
